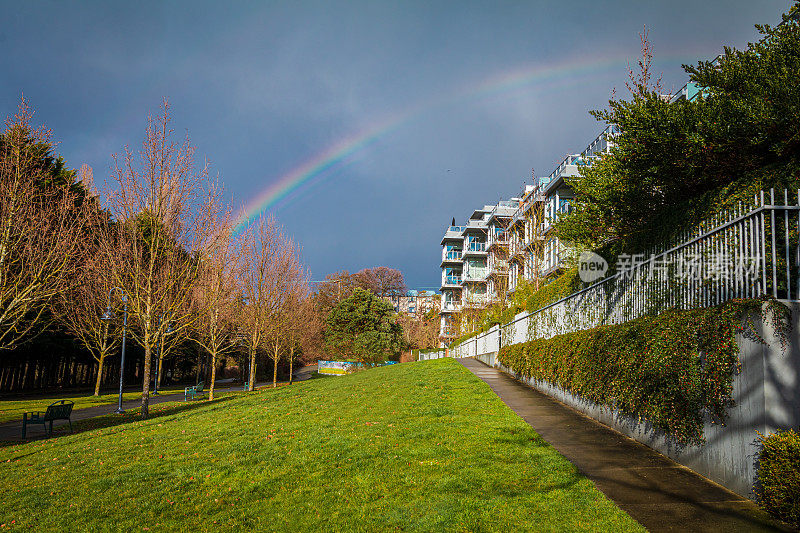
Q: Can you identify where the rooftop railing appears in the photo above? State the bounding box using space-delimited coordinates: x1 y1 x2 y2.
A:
543 123 620 186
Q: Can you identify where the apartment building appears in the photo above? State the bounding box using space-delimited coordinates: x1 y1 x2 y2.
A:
438 125 620 342
485 200 519 300
439 223 464 339
460 205 492 308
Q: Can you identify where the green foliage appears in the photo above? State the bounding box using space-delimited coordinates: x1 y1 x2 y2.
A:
558 5 800 253
324 288 404 365
0 129 84 194
449 330 479 349
0 359 643 531
756 429 800 527
524 269 581 313
448 270 580 349
498 300 768 446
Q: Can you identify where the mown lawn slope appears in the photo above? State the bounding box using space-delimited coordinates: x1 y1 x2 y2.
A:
0 358 642 532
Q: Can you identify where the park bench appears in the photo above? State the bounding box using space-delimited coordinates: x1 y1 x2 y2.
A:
184 381 205 401
22 400 74 439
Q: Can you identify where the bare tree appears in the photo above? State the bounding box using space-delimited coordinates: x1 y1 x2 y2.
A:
56 233 121 396
0 99 88 351
263 235 303 388
283 271 311 384
314 270 356 313
100 99 222 418
240 217 282 391
191 213 241 401
626 26 663 97
295 293 326 364
354 267 406 298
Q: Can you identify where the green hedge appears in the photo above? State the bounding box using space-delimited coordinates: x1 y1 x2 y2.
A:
498 300 771 446
756 430 800 527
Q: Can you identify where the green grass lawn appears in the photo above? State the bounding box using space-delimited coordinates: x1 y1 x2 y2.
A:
0 387 191 424
0 359 643 532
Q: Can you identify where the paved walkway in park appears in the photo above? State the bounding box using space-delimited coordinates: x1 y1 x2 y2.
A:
0 365 317 442
459 357 790 533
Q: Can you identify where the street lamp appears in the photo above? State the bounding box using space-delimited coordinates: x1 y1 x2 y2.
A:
153 315 173 395
101 287 128 414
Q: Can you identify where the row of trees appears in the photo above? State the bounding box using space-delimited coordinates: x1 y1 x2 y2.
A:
0 99 312 418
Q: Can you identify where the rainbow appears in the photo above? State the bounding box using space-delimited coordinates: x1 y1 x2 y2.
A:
232 53 691 233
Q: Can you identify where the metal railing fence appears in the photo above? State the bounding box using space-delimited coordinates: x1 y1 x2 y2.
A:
450 189 800 356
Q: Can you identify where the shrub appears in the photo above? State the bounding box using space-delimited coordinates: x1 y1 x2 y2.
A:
756 430 800 527
498 299 779 446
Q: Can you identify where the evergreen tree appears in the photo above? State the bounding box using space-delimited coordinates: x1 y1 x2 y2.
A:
324 288 404 365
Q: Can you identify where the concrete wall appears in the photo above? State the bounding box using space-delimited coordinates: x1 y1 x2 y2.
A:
470 302 800 499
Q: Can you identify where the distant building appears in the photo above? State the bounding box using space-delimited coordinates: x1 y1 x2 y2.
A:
386 290 439 316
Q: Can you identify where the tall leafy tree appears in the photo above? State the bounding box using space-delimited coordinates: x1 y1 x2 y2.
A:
558 5 800 253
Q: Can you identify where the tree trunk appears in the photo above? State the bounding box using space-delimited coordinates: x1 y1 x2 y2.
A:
141 342 152 419
272 342 279 388
156 354 164 388
248 346 257 391
94 353 105 396
209 351 217 401
289 345 294 385
195 353 201 385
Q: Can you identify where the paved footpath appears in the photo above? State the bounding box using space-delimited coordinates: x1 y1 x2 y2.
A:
459 357 791 533
0 365 317 442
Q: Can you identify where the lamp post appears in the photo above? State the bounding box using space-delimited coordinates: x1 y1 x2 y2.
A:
153 315 173 395
244 348 252 392
101 287 128 414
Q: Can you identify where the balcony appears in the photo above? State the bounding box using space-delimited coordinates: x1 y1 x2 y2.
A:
440 301 462 313
462 270 488 282
441 249 462 266
463 294 489 307
440 274 462 289
544 124 620 188
462 241 486 257
510 239 526 258
486 231 508 251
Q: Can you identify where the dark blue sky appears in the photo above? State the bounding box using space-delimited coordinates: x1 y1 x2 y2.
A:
0 1 788 289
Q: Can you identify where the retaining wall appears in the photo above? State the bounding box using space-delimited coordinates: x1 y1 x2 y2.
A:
471 302 800 499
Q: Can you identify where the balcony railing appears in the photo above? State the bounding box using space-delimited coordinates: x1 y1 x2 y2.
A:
463 294 489 306
442 275 461 286
442 249 462 261
544 124 620 186
464 242 486 252
441 301 461 312
463 269 488 281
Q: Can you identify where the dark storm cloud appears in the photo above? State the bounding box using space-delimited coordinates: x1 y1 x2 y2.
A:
0 0 787 288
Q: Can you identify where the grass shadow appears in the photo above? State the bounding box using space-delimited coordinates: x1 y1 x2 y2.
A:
0 396 234 449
